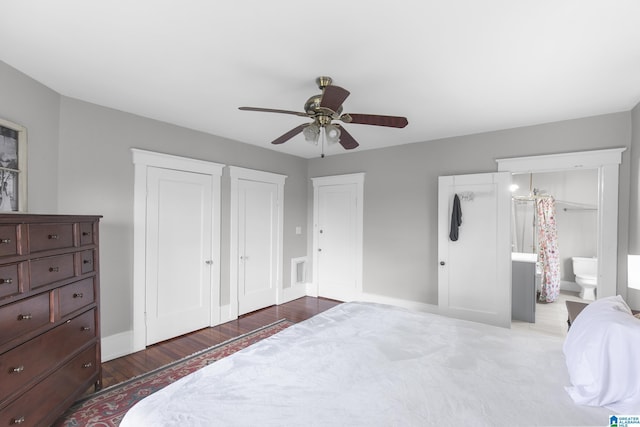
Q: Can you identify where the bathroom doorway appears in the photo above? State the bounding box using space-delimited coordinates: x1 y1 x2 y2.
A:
511 169 598 302
497 148 625 311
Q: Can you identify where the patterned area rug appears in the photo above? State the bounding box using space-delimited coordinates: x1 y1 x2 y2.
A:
54 319 293 427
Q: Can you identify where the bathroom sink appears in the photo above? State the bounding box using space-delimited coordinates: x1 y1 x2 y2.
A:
511 252 538 263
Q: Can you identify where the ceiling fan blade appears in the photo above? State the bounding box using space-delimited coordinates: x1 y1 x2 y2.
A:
320 85 350 112
271 123 308 145
239 107 309 117
341 113 408 128
335 125 359 150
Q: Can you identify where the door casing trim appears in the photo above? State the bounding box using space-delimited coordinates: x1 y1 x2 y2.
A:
228 166 286 319
131 149 224 353
311 173 365 300
496 147 625 300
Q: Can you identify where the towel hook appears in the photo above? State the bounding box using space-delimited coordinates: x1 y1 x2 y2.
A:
458 191 475 202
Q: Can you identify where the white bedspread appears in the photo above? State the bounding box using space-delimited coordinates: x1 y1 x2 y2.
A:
121 302 611 426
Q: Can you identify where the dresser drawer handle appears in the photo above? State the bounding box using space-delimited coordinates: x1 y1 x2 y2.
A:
82 362 93 369
73 292 84 298
10 365 25 374
10 416 25 425
0 278 12 284
49 266 60 273
17 314 32 321
81 326 92 332
48 234 59 240
83 259 92 265
82 231 91 236
0 238 11 244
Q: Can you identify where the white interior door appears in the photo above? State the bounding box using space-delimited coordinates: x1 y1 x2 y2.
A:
145 166 214 345
312 173 364 302
438 172 511 328
237 179 278 315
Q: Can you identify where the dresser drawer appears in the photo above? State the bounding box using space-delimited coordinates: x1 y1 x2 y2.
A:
0 263 22 300
58 278 95 317
0 344 98 427
28 223 74 253
0 309 96 402
0 293 51 348
79 249 96 274
0 225 19 257
29 253 75 289
79 222 95 246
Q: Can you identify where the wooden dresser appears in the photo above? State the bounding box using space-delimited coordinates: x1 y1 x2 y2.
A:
0 214 101 427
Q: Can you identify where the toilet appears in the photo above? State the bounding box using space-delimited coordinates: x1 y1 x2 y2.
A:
572 257 597 300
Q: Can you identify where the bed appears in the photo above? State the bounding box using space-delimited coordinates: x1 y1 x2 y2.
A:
121 301 621 426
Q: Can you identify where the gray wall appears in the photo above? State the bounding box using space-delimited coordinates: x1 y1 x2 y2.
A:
0 61 309 338
2 58 639 340
309 112 632 305
0 62 60 211
56 98 309 337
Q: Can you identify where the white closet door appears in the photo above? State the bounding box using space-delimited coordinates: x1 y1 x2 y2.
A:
312 173 364 302
317 184 357 300
237 179 278 315
145 166 213 345
229 166 286 319
438 172 512 328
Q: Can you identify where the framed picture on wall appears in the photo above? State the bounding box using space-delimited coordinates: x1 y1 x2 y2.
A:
0 118 27 212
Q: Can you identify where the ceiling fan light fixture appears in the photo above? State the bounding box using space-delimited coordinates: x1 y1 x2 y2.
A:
325 124 341 144
303 123 320 143
238 76 408 152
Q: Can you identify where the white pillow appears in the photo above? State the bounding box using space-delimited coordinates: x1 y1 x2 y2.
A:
563 295 640 413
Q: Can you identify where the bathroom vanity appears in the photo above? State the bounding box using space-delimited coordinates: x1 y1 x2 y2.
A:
512 253 537 323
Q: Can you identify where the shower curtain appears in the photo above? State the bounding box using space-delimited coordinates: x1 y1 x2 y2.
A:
536 197 560 302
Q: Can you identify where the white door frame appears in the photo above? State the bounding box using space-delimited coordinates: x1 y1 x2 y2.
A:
311 173 365 300
497 147 626 299
132 149 224 353
228 166 286 320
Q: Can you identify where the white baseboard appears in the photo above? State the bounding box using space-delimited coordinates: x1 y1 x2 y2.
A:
299 286 438 314
281 283 308 303
101 292 439 362
359 292 440 314
102 306 238 362
101 330 134 362
305 282 318 297
219 303 234 324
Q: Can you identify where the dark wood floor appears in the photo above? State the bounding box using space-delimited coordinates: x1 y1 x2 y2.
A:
100 296 342 388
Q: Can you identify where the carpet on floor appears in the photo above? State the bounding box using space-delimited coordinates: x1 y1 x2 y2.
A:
53 319 293 427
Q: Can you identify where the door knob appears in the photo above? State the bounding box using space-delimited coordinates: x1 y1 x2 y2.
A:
205 260 213 265
440 261 445 266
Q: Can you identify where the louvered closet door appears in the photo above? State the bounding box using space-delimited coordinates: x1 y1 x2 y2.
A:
145 166 214 345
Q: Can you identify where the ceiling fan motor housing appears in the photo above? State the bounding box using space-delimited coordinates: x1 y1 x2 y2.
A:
304 94 343 117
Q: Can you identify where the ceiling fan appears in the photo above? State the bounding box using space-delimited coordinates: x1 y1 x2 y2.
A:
239 76 408 156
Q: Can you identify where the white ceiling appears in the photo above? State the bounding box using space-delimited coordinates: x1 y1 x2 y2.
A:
2 1 640 159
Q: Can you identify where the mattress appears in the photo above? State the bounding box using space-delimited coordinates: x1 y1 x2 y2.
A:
120 301 611 426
